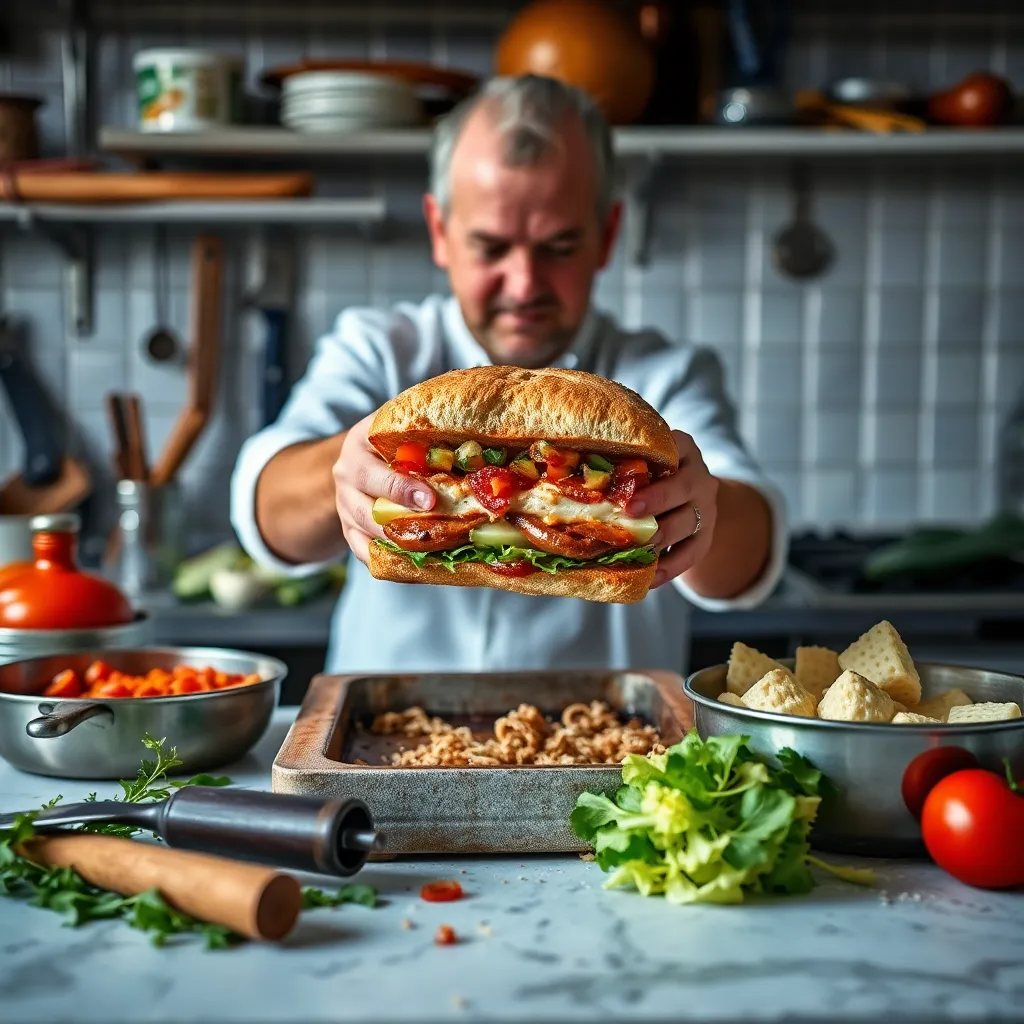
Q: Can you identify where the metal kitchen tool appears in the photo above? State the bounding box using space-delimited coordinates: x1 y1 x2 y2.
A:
141 225 182 365
0 317 91 515
0 646 284 777
773 162 834 280
243 232 295 428
686 660 1024 858
0 316 59 486
0 786 380 878
106 478 185 600
273 668 693 856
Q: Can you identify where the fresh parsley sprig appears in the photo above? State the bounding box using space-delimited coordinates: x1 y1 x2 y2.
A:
0 735 379 949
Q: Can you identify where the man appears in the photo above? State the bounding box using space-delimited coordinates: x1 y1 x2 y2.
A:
231 74 786 674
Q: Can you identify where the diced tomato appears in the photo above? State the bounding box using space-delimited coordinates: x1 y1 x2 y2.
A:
44 669 83 699
543 463 575 481
84 660 112 685
93 680 134 699
170 676 203 696
394 442 429 471
616 458 650 481
488 560 537 578
554 476 606 504
420 880 464 902
434 924 458 946
391 460 425 476
468 467 518 515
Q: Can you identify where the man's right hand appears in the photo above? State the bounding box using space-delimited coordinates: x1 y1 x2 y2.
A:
333 412 437 565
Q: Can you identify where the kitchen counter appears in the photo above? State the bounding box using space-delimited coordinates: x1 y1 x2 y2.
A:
1 710 1021 1024
141 570 1024 647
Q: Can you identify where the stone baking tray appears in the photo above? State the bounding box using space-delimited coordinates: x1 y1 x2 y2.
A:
271 669 693 855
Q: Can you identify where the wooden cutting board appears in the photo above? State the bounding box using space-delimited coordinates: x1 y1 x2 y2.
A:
1 172 314 203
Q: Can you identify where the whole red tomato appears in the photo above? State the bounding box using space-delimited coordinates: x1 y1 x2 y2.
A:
901 747 979 820
920 764 1024 889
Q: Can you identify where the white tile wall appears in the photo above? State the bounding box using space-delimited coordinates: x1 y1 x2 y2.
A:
0 0 1023 546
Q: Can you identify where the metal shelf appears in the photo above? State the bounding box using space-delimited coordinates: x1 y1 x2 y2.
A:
99 125 1024 162
0 197 386 225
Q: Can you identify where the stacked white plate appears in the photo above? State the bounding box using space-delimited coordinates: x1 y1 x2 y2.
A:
280 71 424 132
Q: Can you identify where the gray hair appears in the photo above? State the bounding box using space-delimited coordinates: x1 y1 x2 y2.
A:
428 74 616 221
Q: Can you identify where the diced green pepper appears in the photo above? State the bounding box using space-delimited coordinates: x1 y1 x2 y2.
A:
586 453 614 473
482 447 506 466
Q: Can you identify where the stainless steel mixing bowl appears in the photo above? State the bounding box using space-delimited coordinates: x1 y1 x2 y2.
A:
685 661 1024 857
0 646 286 779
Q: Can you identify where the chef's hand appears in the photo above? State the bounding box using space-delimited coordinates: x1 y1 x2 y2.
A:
333 413 436 565
625 430 718 589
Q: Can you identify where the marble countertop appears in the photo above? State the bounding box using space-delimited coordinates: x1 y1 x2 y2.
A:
1 710 1021 1024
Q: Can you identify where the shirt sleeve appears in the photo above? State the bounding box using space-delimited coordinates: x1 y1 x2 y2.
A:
229 307 393 578
649 344 789 612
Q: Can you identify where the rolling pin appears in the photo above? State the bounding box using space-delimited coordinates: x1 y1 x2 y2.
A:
18 833 302 942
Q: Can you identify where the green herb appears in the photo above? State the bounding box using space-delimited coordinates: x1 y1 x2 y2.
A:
570 730 874 905
0 736 379 950
482 447 506 466
375 539 657 574
302 883 379 909
81 735 230 839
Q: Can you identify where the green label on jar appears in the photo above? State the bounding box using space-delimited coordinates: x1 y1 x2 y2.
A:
137 65 162 117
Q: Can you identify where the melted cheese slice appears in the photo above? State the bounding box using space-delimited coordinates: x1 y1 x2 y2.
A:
376 478 658 544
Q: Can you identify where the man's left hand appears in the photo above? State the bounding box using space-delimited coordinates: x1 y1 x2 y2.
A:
625 430 718 588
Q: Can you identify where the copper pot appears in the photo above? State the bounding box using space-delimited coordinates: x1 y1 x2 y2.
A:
0 94 42 162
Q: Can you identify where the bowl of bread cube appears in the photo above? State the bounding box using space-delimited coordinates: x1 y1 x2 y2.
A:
684 620 1024 858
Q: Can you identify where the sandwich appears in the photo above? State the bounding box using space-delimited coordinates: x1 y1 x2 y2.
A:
366 365 679 604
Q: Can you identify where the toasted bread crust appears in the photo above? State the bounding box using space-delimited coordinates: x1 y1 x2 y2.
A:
368 366 678 474
368 541 657 604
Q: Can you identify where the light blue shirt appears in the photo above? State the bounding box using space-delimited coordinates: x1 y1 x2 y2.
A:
231 295 788 676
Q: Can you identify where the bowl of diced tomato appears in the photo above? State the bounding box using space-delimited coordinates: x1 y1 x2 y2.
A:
0 646 287 779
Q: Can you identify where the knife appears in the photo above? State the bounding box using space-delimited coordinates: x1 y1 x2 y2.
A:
0 316 63 487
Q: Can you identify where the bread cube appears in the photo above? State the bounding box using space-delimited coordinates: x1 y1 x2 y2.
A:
817 669 896 723
726 642 791 697
947 702 1022 724
914 688 973 723
892 711 941 725
838 620 921 706
717 692 746 708
795 646 841 699
741 669 818 718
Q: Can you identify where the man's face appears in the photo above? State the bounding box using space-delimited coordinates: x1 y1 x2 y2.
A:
424 108 621 368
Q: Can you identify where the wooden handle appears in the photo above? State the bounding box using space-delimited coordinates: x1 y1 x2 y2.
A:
149 407 208 487
122 392 149 482
20 834 302 942
105 392 130 479
188 235 223 415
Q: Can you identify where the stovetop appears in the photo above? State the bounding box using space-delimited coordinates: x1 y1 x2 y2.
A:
787 531 1024 595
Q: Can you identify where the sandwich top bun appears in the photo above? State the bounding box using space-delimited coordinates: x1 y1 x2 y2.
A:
368 365 679 475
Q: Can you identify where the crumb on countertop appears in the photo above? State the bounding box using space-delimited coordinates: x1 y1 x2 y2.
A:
400 919 416 930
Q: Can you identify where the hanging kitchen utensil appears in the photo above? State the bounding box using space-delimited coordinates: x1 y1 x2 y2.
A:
0 787 381 878
772 162 834 281
150 235 223 488
0 318 91 516
141 225 181 365
243 233 294 428
0 317 60 487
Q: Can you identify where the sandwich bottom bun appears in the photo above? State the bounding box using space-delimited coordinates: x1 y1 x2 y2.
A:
368 542 657 604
